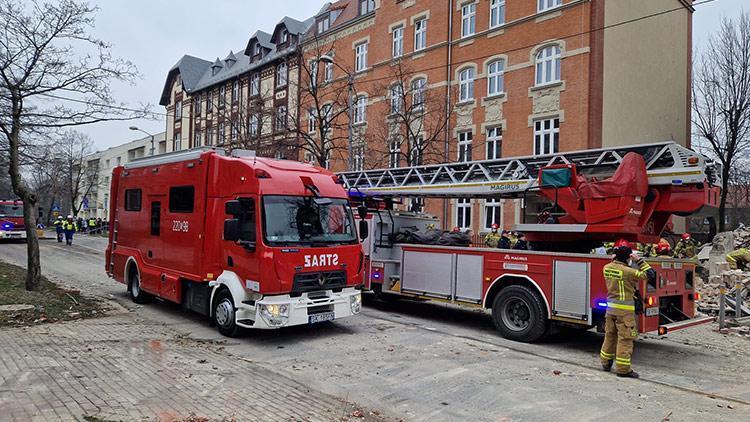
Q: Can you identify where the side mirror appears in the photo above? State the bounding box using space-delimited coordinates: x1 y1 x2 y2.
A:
357 205 368 219
224 219 240 241
359 220 369 241
225 200 242 216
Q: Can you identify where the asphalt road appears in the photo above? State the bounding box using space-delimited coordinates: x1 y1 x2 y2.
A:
2 234 749 421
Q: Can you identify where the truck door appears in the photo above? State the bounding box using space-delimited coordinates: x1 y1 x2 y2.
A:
141 197 163 293
223 197 260 291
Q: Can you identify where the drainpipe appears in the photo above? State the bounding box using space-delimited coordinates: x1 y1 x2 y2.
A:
443 0 454 230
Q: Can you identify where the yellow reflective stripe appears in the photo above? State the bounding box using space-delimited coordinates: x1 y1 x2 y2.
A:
604 268 623 278
606 302 635 311
619 279 625 300
616 358 631 363
635 270 645 278
600 351 614 359
727 255 737 262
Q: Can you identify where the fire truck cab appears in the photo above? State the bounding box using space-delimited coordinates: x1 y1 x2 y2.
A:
0 200 27 241
106 148 366 336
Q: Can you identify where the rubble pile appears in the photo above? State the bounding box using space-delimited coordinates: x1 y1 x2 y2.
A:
734 225 750 249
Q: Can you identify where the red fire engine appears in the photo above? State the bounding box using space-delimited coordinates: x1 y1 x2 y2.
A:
340 142 718 342
0 200 27 241
105 149 367 336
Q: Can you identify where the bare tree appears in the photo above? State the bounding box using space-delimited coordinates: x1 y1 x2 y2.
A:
0 0 144 291
55 131 98 217
693 11 750 234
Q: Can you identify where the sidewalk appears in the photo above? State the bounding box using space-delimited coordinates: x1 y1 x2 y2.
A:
0 308 379 421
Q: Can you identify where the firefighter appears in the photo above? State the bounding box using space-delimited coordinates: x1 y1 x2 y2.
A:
674 233 699 259
63 215 77 246
655 238 671 257
498 230 512 249
600 239 656 378
53 216 64 243
484 224 501 248
726 247 750 270
87 217 96 235
513 233 529 250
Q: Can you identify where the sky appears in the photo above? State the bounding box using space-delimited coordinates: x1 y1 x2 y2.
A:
79 0 744 151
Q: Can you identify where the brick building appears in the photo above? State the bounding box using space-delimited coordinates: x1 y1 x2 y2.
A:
161 0 694 235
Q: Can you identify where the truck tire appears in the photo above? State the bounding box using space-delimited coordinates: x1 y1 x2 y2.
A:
128 267 150 304
491 285 548 342
213 289 241 337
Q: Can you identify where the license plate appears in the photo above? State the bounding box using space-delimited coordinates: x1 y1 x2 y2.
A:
308 311 334 324
645 307 659 317
9 234 20 238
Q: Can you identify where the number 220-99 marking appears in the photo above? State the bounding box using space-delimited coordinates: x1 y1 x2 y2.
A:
172 220 189 232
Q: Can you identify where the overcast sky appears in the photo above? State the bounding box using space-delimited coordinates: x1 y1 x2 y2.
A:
81 0 743 151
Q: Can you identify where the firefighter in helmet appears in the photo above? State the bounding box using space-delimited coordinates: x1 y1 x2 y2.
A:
53 216 64 243
498 230 512 249
674 233 699 259
600 239 656 378
484 224 501 248
513 232 529 250
63 215 77 246
726 247 750 270
655 238 672 257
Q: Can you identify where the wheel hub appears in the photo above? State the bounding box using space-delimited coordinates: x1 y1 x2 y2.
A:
215 299 234 327
502 298 531 331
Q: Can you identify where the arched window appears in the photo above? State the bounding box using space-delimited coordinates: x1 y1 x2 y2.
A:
535 45 561 86
459 67 475 102
487 60 505 96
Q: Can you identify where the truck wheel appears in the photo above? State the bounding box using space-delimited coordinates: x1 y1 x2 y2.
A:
213 290 241 337
129 268 150 304
491 285 548 342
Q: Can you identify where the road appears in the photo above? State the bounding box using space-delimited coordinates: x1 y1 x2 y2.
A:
2 234 749 421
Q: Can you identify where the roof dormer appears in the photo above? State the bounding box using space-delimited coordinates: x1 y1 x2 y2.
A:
244 31 273 62
210 58 223 76
224 51 237 68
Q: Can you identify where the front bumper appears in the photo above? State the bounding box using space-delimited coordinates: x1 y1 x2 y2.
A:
235 287 361 329
0 230 26 239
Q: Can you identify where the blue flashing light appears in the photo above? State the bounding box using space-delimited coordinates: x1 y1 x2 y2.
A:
1 223 12 230
596 301 608 309
373 273 381 279
672 179 683 185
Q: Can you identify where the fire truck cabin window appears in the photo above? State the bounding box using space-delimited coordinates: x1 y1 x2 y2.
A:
238 198 256 242
169 186 195 213
124 189 142 211
263 196 356 245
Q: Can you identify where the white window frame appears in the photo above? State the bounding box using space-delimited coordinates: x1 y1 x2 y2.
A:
318 16 330 34
534 118 560 156
355 42 368 72
490 0 506 28
409 136 423 166
487 59 505 97
309 60 318 88
277 62 288 87
458 131 473 162
218 122 225 144
412 78 426 109
251 73 260 96
392 26 404 58
231 122 238 141
359 0 375 15
174 133 182 151
456 198 472 229
249 114 259 137
414 18 427 51
486 127 502 160
535 45 562 86
538 0 563 13
194 131 201 147
461 3 476 38
174 100 182 119
321 103 333 135
281 29 289 44
194 95 202 116
308 108 317 133
389 138 401 168
206 91 213 112
206 128 213 146
484 199 502 230
353 145 365 171
458 68 475 102
354 95 367 124
254 43 262 56
324 62 334 82
218 86 226 107
276 105 287 131
390 84 404 114
232 80 239 103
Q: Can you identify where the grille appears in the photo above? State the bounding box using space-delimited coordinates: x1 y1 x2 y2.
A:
292 270 347 296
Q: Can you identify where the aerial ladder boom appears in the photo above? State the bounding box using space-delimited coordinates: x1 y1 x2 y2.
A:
339 141 722 246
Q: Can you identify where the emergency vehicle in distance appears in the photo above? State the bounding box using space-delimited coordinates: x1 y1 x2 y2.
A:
341 142 719 342
105 148 368 336
0 200 27 241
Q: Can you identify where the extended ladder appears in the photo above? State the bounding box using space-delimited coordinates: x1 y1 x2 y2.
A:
339 141 722 198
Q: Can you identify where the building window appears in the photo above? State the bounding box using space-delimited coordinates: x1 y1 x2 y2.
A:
254 43 262 56
461 3 476 38
392 26 404 58
485 199 502 230
231 122 239 141
390 84 403 114
414 18 427 51
459 67 474 102
317 15 330 34
324 61 334 82
194 95 202 116
321 103 333 135
538 0 562 12
218 86 226 107
354 95 367 124
353 145 365 171
232 81 239 103
174 100 182 119
389 138 401 168
174 133 182 151
487 59 505 96
280 29 289 44
534 118 559 155
251 73 260 96
218 122 225 144
206 91 213 112
359 0 375 15
412 78 426 109
355 42 368 72
457 199 471 229
486 127 502 160
206 127 213 145
458 131 473 162
277 62 288 87
276 105 287 131
249 115 259 137
309 60 318 88
194 131 202 147
490 0 506 28
409 136 423 166
308 108 317 133
535 45 562 86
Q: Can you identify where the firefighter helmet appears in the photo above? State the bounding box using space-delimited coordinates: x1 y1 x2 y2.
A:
682 233 691 240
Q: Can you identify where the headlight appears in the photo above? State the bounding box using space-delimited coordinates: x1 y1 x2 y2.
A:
259 303 289 327
349 293 362 314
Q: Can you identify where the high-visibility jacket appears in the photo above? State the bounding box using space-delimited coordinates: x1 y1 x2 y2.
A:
53 220 63 227
88 218 96 227
603 258 653 316
63 221 77 231
726 248 750 270
484 232 501 248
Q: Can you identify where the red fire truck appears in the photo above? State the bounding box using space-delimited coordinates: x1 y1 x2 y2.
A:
105 149 367 336
0 200 27 241
340 142 718 342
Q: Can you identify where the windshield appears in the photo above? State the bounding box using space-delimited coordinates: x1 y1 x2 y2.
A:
263 196 357 246
0 204 23 217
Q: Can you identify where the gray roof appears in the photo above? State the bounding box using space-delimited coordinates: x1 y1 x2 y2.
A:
244 30 273 56
271 16 314 43
159 55 212 105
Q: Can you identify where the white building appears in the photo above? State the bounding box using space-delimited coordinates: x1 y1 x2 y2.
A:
83 132 167 220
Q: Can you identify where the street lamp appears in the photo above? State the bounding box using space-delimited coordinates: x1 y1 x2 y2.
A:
318 54 355 171
129 126 155 156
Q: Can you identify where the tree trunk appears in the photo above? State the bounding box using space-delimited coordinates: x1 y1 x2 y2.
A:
22 199 42 291
719 164 731 233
